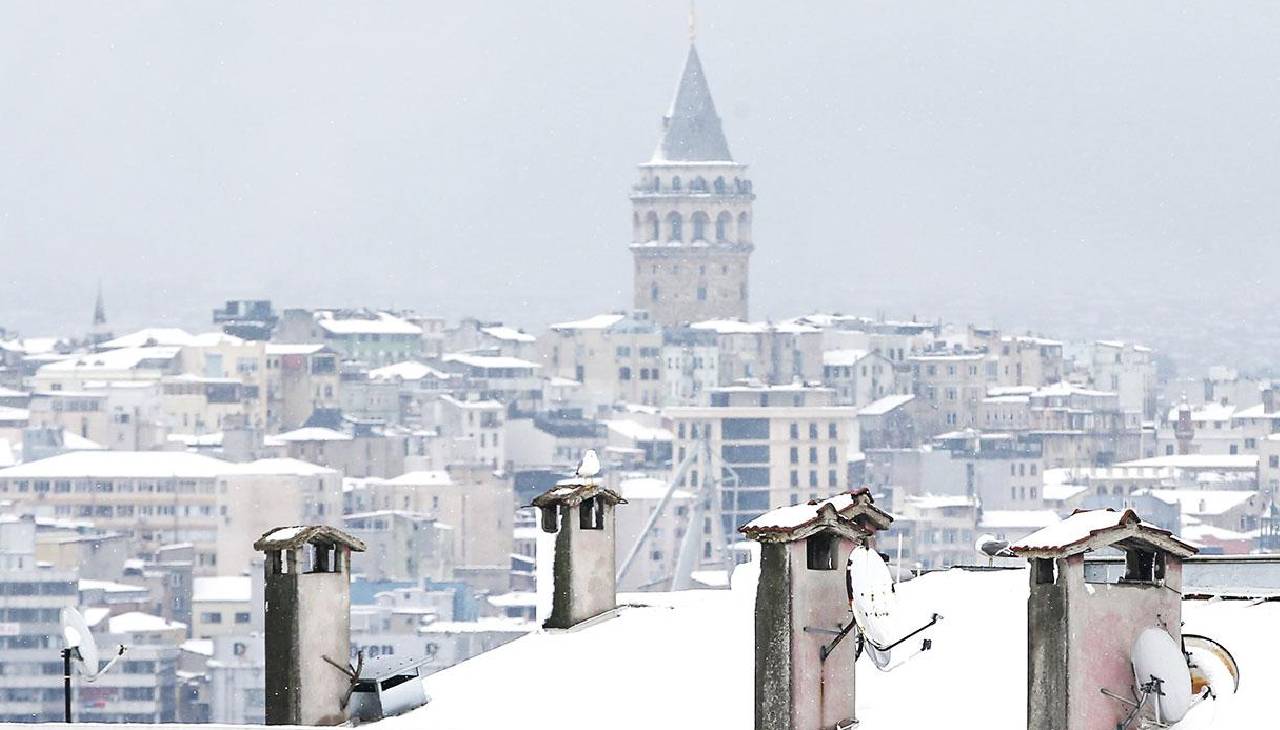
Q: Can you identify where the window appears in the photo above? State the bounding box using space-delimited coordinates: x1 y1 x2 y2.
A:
807 532 837 570
828 446 837 463
697 286 707 301
809 423 818 439
667 211 683 241
579 497 604 530
619 367 632 380
828 423 838 439
809 447 818 463
234 612 251 624
828 470 838 487
809 471 818 487
1122 549 1165 583
540 506 559 533
789 447 799 464
201 612 222 624
790 470 799 487
1032 558 1056 585
789 422 799 439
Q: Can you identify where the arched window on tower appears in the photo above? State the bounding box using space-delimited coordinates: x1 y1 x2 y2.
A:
714 177 726 194
667 212 683 242
715 212 732 242
691 212 709 241
672 176 682 192
737 212 752 243
632 212 641 241
691 177 707 193
651 283 660 302
645 211 660 241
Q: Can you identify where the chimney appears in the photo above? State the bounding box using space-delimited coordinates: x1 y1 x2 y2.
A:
255 525 367 726
531 477 627 629
740 490 892 730
1010 509 1196 730
1263 386 1276 415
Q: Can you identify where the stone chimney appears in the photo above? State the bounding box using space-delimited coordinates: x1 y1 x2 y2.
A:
254 525 366 726
531 477 627 629
740 490 892 730
1263 385 1276 415
1010 509 1197 730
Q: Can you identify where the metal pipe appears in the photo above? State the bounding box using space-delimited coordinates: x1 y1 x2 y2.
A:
62 648 72 723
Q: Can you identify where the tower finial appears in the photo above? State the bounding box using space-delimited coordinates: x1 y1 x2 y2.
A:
688 0 696 44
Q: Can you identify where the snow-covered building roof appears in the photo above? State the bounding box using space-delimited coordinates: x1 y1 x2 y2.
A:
0 405 29 422
1139 489 1260 517
857 393 915 417
978 510 1062 531
740 489 890 540
387 566 1275 729
604 419 673 442
37 346 181 373
1117 454 1258 471
253 524 365 552
441 353 540 371
821 349 871 367
549 314 626 331
384 470 454 487
275 427 352 442
193 575 252 603
315 311 421 336
106 611 187 634
99 328 197 349
479 326 536 343
1010 508 1195 558
369 360 451 382
617 476 692 501
0 450 230 479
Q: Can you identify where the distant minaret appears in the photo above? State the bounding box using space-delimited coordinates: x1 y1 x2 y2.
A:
90 282 112 347
630 26 754 327
1174 394 1194 455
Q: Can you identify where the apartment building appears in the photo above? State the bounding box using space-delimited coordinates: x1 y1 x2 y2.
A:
667 384 857 541
537 312 664 410
821 349 902 407
277 309 424 368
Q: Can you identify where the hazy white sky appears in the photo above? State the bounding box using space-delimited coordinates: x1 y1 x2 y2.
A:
2 2 1277 353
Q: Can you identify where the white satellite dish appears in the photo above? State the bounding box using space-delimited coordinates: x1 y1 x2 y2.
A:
60 607 126 683
847 546 940 672
1131 627 1194 724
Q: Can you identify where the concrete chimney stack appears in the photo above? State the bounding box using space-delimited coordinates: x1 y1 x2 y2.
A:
1010 509 1196 730
740 490 892 730
254 525 366 726
531 477 627 629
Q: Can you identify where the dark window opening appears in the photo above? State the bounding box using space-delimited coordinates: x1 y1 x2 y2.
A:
807 532 837 571
1123 549 1164 583
579 497 604 530
1032 557 1056 585
540 506 559 533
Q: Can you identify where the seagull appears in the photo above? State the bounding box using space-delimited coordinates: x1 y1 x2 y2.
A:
575 449 601 478
975 533 1016 565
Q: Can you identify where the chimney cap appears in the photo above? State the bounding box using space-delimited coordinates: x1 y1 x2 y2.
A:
739 488 892 543
253 524 367 552
530 477 627 509
1009 508 1196 559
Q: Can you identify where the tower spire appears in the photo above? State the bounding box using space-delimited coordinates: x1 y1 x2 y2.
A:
93 281 106 328
689 0 696 44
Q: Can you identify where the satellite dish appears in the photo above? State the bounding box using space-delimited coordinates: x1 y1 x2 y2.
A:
1184 633 1240 697
847 546 940 672
1131 627 1194 724
60 607 126 682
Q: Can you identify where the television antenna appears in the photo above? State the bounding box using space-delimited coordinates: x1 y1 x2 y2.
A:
59 607 127 723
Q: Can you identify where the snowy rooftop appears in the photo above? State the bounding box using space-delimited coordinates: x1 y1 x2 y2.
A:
106 611 186 635
1117 454 1258 470
193 575 251 603
386 567 1274 729
99 328 198 349
978 509 1062 531
549 313 626 331
384 470 454 487
0 450 230 479
315 311 422 336
604 419 674 442
38 346 181 373
441 353 540 371
370 360 450 382
1140 489 1260 516
821 349 871 367
1010 508 1195 558
275 426 352 442
857 393 915 416
479 325 536 342
740 489 888 538
617 476 692 501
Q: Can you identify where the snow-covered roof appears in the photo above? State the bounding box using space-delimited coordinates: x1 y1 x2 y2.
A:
315 311 422 336
390 566 1278 728
193 575 252 603
0 450 230 479
821 349 871 367
37 346 181 373
903 494 977 511
384 470 454 487
439 394 503 411
549 314 626 331
0 405 29 422
441 353 540 370
265 343 327 356
1182 524 1256 544
99 328 197 349
1010 508 1195 558
857 393 915 416
617 476 692 501
275 427 352 442
369 360 450 382
79 579 148 594
604 419 673 442
1042 483 1088 501
253 524 366 552
480 325 536 343
181 639 214 657
1140 489 1259 516
740 489 890 540
107 611 186 634
232 458 339 477
1167 401 1237 423
1117 454 1258 471
689 319 768 335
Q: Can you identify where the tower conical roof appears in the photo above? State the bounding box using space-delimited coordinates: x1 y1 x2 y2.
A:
651 45 733 163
